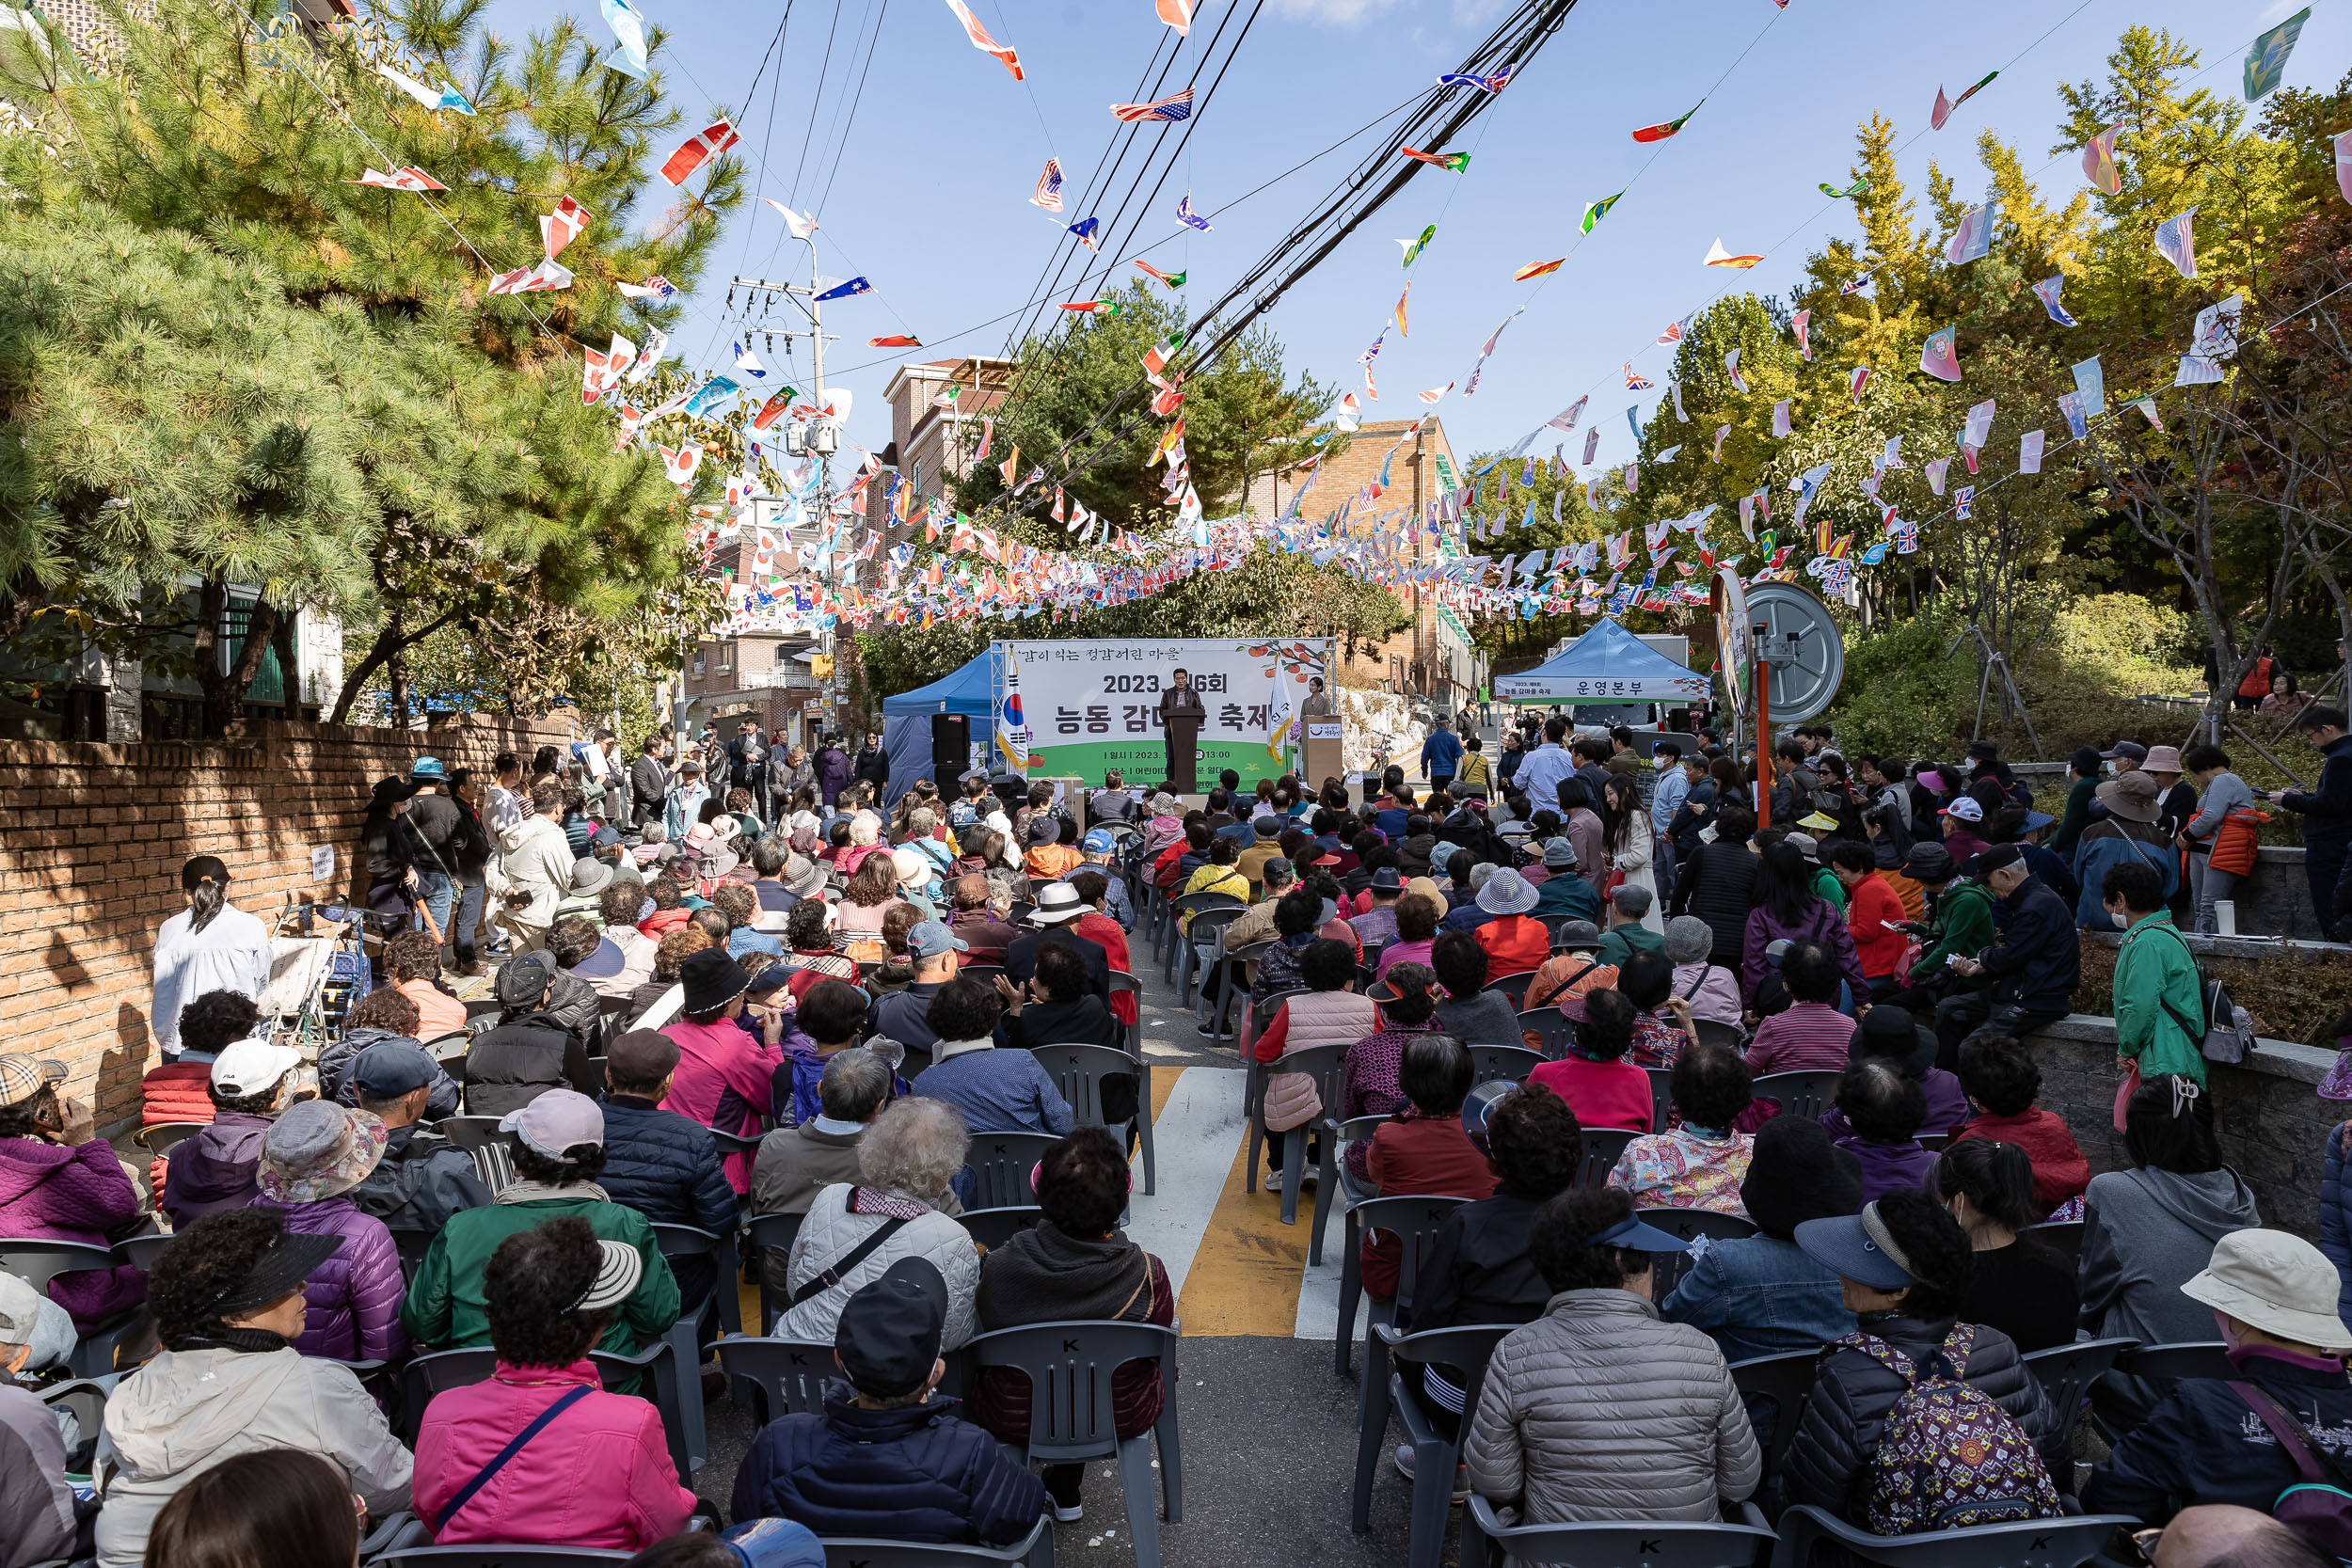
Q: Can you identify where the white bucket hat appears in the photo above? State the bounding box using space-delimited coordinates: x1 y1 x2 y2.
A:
2182 1228 2352 1351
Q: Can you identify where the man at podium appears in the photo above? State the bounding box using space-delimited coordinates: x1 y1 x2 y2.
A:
1158 669 1207 794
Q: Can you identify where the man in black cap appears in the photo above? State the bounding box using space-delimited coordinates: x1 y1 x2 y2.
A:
730 1258 1049 1545
1931 843 2079 1069
596 1029 739 1308
463 952 598 1118
346 1040 494 1234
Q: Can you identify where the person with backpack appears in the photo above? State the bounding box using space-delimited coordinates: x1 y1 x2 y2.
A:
1777 1188 2067 1530
2084 1228 2352 1544
2108 859 2211 1093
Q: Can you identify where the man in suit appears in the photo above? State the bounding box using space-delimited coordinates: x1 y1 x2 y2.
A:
1003 883 1111 1006
629 736 671 837
1158 669 1208 794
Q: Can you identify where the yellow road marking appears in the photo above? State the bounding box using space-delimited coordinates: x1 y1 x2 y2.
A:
1172 1109 1309 1337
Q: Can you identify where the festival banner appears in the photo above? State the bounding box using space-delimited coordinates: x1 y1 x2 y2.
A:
997 638 1329 785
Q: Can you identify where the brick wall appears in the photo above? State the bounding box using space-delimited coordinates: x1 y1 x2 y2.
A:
0 714 572 1124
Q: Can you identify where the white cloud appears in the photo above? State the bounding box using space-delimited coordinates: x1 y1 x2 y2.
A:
1269 0 1406 24
2260 0 2303 19
1450 0 1509 22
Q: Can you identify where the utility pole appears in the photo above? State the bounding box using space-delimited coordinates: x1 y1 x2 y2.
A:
735 230 841 747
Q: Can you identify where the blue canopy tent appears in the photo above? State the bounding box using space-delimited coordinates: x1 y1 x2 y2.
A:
1492 617 1711 705
878 651 994 805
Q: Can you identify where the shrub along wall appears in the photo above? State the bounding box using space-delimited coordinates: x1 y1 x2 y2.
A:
0 715 572 1125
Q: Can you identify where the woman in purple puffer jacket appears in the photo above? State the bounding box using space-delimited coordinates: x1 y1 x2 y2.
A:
250 1101 405 1363
1740 842 1866 1006
0 1058 147 1330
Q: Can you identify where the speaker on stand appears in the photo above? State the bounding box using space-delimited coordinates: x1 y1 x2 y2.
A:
930 713 972 787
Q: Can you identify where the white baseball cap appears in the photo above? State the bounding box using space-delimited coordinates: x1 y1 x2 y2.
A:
210 1037 303 1099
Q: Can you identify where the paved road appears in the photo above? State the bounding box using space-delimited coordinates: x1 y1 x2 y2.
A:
696 923 1454 1566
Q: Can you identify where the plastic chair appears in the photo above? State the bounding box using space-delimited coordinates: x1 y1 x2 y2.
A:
400 1346 500 1439
2027 1219 2085 1263
2022 1337 2136 1468
1730 1349 1820 1481
111 1232 175 1272
1243 1042 1350 1248
433 1116 507 1153
1106 970 1155 1196
2114 1340 2232 1382
815 1513 1054 1567
1166 892 1244 988
1917 1133 1949 1152
967 1321 1182 1568
581 1054 609 1092
0 1238 114 1293
1692 1017 1745 1051
743 1211 805 1336
1482 969 1538 1014
1031 1041 1145 1155
389 1228 435 1282
1575 1128 1637 1188
1467 1044 1542 1085
960 964 1009 992
1633 1207 1757 1300
1334 1194 1469 1378
713 1334 836 1427
1774 1504 2137 1568
1646 1068 1676 1133
39 1377 106 1473
961 1131 1059 1210
591 1337 698 1477
1464 1495 1774 1568
1751 1069 1844 1122
133 1121 205 1157
708 1126 763 1158
382 1547 631 1566
1516 1006 1574 1059
647 1223 736 1465
959 1206 1042 1253
1351 1322 1513 1568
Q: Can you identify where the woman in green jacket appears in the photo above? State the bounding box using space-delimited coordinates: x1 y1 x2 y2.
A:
2104 860 2207 1088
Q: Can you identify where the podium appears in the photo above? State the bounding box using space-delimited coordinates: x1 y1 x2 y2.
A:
1301 718 1345 787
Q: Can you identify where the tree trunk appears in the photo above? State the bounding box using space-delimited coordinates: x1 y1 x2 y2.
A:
387 608 411 728
190 576 281 738
327 605 462 725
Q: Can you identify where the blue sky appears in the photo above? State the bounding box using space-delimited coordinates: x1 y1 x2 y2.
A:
531 0 2343 471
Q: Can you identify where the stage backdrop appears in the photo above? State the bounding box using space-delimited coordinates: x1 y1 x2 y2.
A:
995 638 1330 786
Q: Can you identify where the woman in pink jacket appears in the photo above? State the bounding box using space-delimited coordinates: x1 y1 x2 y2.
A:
414 1215 696 1550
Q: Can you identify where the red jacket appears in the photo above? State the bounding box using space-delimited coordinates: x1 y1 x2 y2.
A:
1953 1106 2090 1217
1361 1115 1498 1299
1474 915 1549 975
415 1359 694 1550
140 1062 216 1126
637 907 691 940
1074 911 1137 1027
1845 871 1909 980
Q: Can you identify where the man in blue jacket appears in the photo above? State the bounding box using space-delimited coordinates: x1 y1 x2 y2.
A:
1931 845 2079 1069
2281 706 2352 939
732 1257 1049 1546
595 1029 739 1309
1420 717 1464 794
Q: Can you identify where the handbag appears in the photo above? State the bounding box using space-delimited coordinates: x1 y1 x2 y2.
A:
2233 1381 2352 1560
786 1192 914 1308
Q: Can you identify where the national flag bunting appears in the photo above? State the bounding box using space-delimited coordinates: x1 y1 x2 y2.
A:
351 166 447 192
869 335 922 347
1580 191 1623 233
1111 87 1193 122
1402 146 1470 171
1703 237 1764 268
1513 257 1565 281
1931 70 1998 131
1631 101 1701 142
815 277 872 302
1436 64 1514 92
660 121 739 184
1066 216 1101 251
1623 363 1653 391
1029 157 1065 211
942 0 1024 79
1176 193 1213 231
540 196 590 259
1132 260 1185 288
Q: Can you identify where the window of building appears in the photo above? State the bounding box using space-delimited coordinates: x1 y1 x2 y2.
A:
715 641 734 673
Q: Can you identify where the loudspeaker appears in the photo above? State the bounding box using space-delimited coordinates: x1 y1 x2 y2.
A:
930 713 971 784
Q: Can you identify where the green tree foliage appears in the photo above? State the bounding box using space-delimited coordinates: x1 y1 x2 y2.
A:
0 0 739 731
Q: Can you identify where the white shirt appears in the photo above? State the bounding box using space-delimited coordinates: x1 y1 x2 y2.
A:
151 903 274 1054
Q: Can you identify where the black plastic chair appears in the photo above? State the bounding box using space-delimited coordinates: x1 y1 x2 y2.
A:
961 1131 1059 1210
111 1232 175 1272
433 1116 506 1153
389 1228 436 1283
1516 1006 1574 1059
1030 1041 1144 1157
713 1334 836 1426
1351 1322 1513 1568
1465 1495 1775 1567
1646 1067 1676 1133
1633 1207 1758 1300
1482 969 1539 1014
1107 970 1156 1195
959 1205 1042 1252
1751 1069 1844 1122
1575 1127 1637 1188
1692 1017 1746 1050
1467 1043 1542 1085
707 1126 763 1158
1206 932 1267 1042
743 1211 806 1336
815 1515 1054 1567
1730 1348 1820 1481
1166 892 1244 988
0 1237 114 1292
1774 1504 2137 1568
399 1346 500 1440
1244 1041 1350 1246
2113 1339 2232 1381
383 1546 631 1566
2022 1336 2136 1474
966 1321 1182 1568
1334 1193 1469 1379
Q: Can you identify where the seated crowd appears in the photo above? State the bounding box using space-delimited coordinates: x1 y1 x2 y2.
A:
6 735 2344 1568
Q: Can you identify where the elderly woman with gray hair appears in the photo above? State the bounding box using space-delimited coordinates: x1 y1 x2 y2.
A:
774 1096 979 1350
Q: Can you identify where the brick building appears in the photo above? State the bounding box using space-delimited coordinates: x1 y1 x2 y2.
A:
1243 416 1486 710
